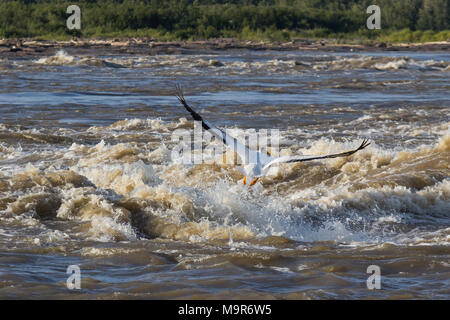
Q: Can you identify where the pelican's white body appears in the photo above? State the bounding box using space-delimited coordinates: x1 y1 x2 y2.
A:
176 87 370 185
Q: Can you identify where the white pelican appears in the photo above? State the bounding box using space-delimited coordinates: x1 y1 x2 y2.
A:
176 85 370 186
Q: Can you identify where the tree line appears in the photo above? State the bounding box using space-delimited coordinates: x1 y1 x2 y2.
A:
0 0 448 41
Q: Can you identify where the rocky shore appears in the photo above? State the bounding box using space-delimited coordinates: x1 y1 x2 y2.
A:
1 37 449 58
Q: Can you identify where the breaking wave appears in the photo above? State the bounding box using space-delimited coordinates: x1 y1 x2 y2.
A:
35 50 126 68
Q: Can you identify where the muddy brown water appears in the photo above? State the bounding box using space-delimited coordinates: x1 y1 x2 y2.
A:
0 49 449 299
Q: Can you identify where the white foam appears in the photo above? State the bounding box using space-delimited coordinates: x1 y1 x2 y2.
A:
35 50 75 65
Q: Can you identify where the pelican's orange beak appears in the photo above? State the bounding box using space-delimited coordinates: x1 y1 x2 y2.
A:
243 176 246 185
249 178 259 186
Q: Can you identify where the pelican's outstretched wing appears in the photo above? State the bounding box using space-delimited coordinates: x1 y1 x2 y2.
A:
263 139 370 170
175 85 256 163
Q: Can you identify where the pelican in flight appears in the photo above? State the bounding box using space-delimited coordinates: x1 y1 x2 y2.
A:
175 86 370 186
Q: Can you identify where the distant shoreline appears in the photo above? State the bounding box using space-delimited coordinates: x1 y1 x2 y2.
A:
1 38 449 58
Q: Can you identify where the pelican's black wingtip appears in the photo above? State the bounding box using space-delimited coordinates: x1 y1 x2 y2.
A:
359 138 371 150
175 84 183 101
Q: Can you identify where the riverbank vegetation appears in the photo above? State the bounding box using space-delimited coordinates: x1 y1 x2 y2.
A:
0 0 448 43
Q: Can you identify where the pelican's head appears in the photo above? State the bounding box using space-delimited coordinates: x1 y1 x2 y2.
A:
236 165 252 178
244 163 263 178
237 164 262 186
